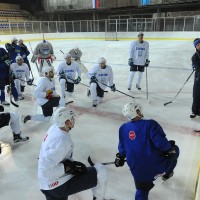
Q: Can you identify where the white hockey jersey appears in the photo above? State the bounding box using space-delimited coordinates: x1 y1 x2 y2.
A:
38 124 74 190
10 63 30 86
34 77 57 106
34 41 54 59
129 40 149 66
56 61 81 83
86 65 114 90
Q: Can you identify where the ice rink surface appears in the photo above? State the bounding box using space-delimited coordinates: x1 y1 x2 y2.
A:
0 38 200 200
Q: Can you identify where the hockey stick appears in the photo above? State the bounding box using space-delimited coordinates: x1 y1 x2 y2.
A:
9 70 19 107
29 42 39 72
88 156 126 166
164 70 194 106
146 67 149 103
17 78 37 87
97 81 135 99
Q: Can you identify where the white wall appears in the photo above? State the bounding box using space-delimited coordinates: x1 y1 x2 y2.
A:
0 32 199 43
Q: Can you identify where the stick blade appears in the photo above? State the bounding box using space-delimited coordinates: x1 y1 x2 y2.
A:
164 101 172 106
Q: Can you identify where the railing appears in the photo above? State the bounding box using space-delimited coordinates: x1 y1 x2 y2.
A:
0 16 200 35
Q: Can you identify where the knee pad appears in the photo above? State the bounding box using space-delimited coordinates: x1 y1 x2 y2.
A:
135 180 154 191
10 112 20 123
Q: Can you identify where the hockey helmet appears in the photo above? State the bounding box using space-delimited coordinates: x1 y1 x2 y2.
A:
122 102 143 120
64 53 72 60
138 32 144 37
53 107 75 127
11 36 18 43
16 55 23 62
193 38 200 48
42 66 54 76
98 57 106 64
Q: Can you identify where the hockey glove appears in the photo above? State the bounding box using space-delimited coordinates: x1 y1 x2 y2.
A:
59 71 66 79
46 90 53 100
163 146 176 158
0 105 4 112
90 76 97 83
115 153 125 167
63 159 87 175
74 76 81 84
27 79 33 86
145 59 150 67
110 84 116 92
12 72 17 80
169 140 175 147
192 64 196 71
128 58 134 67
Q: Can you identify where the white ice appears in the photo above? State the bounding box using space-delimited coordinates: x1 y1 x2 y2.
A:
0 38 200 200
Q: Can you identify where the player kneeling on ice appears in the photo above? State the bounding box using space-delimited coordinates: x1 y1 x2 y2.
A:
56 53 81 104
38 107 108 200
115 102 179 200
0 104 29 145
21 66 61 123
86 57 116 107
10 56 32 100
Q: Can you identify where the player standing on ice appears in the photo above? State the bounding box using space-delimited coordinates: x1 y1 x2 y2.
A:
31 40 55 75
128 32 150 91
115 102 179 200
86 57 116 107
56 53 81 104
190 38 200 118
21 66 61 123
10 56 32 100
0 104 29 145
18 39 31 69
38 107 109 200
69 46 88 73
5 36 21 63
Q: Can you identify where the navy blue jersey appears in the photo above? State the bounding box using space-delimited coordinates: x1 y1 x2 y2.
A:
118 119 172 182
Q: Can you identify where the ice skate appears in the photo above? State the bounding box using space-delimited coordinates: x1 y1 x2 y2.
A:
1 101 10 106
18 95 25 100
92 100 97 108
21 115 31 124
13 133 29 143
136 84 141 90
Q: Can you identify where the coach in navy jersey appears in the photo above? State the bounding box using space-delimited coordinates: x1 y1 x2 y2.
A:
114 102 179 200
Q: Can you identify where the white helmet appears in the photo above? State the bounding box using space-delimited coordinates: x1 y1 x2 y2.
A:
98 57 106 64
11 36 18 43
64 53 72 60
16 55 23 62
53 107 74 127
42 66 54 76
122 102 143 120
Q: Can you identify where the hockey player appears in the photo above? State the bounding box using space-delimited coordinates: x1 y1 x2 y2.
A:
0 47 11 105
10 56 32 100
0 104 29 144
69 46 88 73
56 53 81 104
38 107 108 200
5 36 21 63
86 57 116 107
31 40 55 74
21 66 61 123
18 39 31 69
190 38 200 118
115 102 179 200
128 32 150 91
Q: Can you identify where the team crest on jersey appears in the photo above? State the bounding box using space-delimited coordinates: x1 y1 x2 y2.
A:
129 131 136 140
